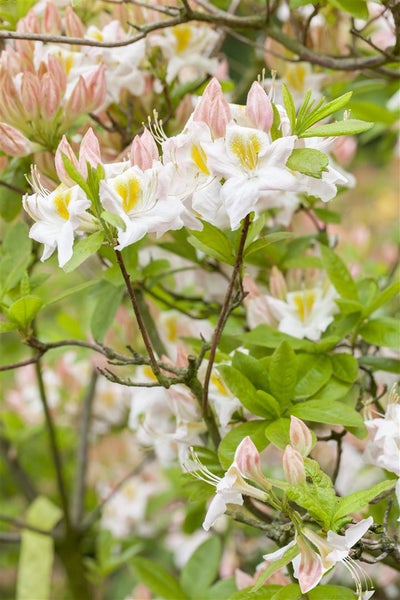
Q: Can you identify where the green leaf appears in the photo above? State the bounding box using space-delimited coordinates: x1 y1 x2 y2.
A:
295 354 332 399
308 585 357 599
327 0 369 19
16 497 62 600
256 390 282 419
232 352 271 394
360 317 399 349
217 365 274 418
218 421 269 470
61 153 91 198
364 280 400 317
286 148 329 179
229 585 282 600
180 537 221 598
291 399 363 428
242 325 314 351
313 207 341 224
0 320 18 333
205 578 237 600
0 222 32 294
282 84 296 133
44 280 98 306
8 295 42 327
300 119 373 138
333 480 395 525
320 244 359 301
100 210 126 231
297 92 352 133
265 418 291 449
253 545 299 591
63 231 105 273
244 233 293 258
188 222 234 265
269 342 297 408
330 354 359 383
358 356 400 374
286 458 338 528
131 557 187 600
91 282 124 341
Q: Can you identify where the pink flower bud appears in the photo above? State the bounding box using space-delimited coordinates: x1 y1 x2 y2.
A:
78 128 102 175
332 136 357 166
43 2 62 34
47 55 67 96
246 81 274 132
290 416 313 457
193 77 231 138
235 436 270 489
0 123 32 157
20 73 41 119
40 72 61 119
130 128 159 170
269 266 287 300
55 135 79 185
283 445 306 484
65 76 88 122
85 65 107 112
65 6 85 38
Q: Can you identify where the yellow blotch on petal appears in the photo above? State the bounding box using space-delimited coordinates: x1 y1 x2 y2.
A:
230 133 262 171
285 64 307 93
211 374 229 396
293 290 316 322
191 144 210 175
115 177 141 213
54 189 71 220
172 25 192 53
143 365 158 381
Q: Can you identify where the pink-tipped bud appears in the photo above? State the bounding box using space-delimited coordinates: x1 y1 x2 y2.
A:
47 54 67 96
20 73 41 119
283 445 306 484
85 65 107 112
235 436 270 489
40 72 61 119
0 123 33 157
55 135 79 185
192 77 231 138
65 76 88 122
78 128 102 175
269 266 287 300
246 81 274 133
290 416 313 457
43 2 62 34
17 10 40 34
65 6 85 38
332 136 357 166
130 128 159 170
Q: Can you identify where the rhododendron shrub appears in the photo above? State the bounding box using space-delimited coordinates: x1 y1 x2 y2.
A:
0 1 399 599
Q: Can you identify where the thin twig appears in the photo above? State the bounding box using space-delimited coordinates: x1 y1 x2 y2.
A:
202 215 251 415
0 433 37 502
0 180 27 195
0 353 44 372
0 514 53 536
72 370 98 528
35 360 71 532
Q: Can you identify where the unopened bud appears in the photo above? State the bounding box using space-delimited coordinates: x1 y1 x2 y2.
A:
65 6 85 38
43 2 62 34
193 77 231 138
0 123 33 157
269 266 287 300
283 445 306 484
130 128 159 170
246 81 273 132
235 436 270 489
290 416 313 457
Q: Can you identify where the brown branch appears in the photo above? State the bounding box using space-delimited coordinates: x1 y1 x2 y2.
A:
202 214 251 415
0 433 37 502
0 353 43 372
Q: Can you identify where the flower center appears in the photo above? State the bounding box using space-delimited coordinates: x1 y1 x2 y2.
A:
230 133 261 171
285 64 307 93
115 177 141 213
54 189 71 220
211 374 229 396
293 290 316 322
191 144 210 175
172 25 192 53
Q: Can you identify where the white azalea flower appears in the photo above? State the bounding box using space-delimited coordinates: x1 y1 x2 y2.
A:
23 173 93 267
99 162 199 250
204 124 298 229
266 284 338 341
